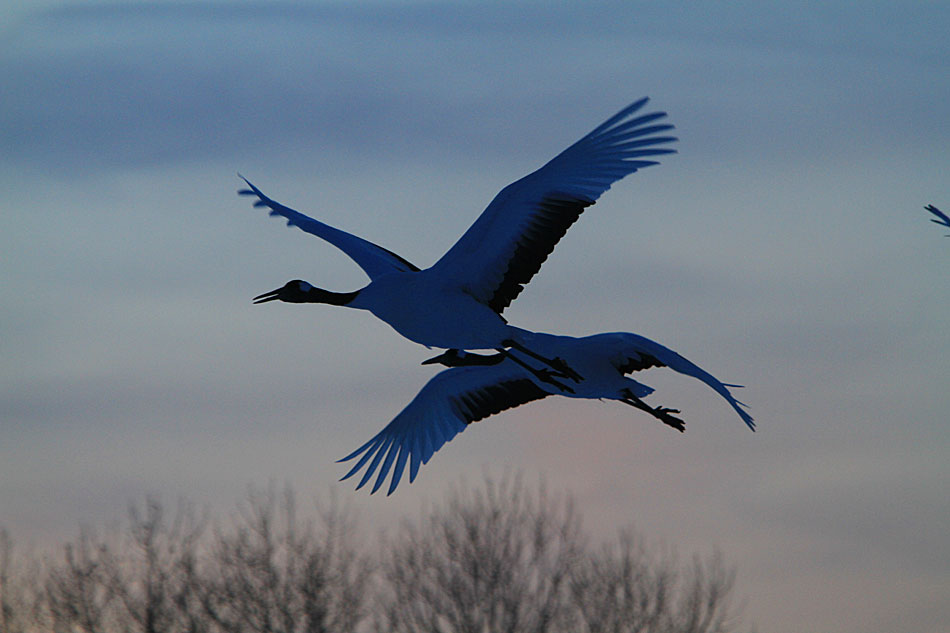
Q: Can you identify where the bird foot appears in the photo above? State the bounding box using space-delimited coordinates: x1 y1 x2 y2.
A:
653 407 685 432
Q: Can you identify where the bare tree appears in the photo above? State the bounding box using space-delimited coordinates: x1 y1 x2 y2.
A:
41 527 118 633
107 496 207 633
1 528 13 633
374 473 584 633
375 474 744 633
0 527 36 633
665 551 738 633
568 530 673 633
1 490 369 633
569 531 739 633
0 479 745 633
0 529 49 633
199 485 370 633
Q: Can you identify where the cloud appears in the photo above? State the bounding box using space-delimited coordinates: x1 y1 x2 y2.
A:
4 1 944 176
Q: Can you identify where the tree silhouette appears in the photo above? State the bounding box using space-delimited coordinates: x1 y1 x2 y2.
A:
374 475 583 633
108 497 206 633
0 477 745 633
198 485 370 633
374 474 742 633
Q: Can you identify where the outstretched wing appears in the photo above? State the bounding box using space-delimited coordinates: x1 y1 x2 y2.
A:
338 365 549 495
238 176 419 279
431 98 677 314
925 204 950 235
614 332 756 431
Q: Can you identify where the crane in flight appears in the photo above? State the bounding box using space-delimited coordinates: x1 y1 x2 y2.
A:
338 330 755 495
240 98 676 388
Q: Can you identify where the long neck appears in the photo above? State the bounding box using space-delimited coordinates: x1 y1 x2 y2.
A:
305 287 360 306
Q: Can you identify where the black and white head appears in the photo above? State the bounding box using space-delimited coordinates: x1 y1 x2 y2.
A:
253 280 314 304
421 349 506 367
253 280 358 306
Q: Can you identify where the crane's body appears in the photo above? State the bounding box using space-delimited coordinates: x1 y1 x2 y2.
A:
341 330 755 495
347 270 514 350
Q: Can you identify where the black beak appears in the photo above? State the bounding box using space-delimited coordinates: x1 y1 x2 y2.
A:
253 288 281 304
421 351 452 366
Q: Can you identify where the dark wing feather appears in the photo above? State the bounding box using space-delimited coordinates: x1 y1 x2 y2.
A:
925 204 950 235
338 365 548 495
617 351 666 374
486 194 594 313
431 98 677 314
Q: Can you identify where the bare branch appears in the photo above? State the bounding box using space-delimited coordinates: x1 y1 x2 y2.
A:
200 484 370 633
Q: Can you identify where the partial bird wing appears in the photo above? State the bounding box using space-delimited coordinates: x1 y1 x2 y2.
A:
238 176 420 279
925 204 950 235
614 332 756 431
430 98 677 314
338 365 549 495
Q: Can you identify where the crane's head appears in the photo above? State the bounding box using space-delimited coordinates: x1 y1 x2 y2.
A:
253 280 313 304
422 349 506 367
253 280 359 306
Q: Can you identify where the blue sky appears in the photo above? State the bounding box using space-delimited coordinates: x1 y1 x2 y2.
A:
2 2 948 632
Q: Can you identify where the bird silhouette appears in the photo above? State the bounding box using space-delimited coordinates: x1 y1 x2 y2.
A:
240 98 676 388
339 330 754 495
